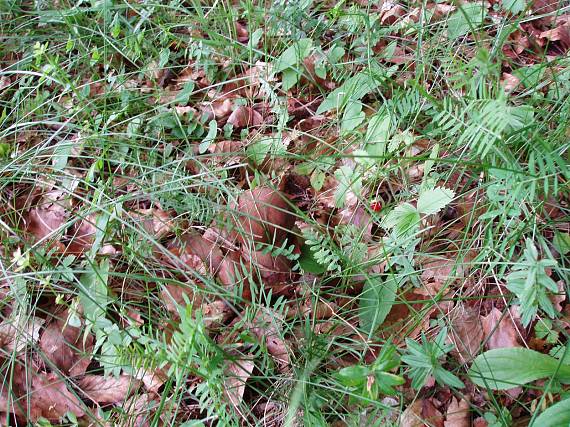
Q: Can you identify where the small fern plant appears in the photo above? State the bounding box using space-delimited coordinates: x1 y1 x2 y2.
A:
506 238 559 327
302 227 342 273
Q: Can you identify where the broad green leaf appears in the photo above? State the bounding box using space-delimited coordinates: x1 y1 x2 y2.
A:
310 169 326 191
282 68 299 91
365 111 392 158
246 136 285 166
469 348 570 390
175 81 195 104
79 258 110 325
334 166 361 208
317 65 395 114
501 0 526 14
553 232 570 255
336 365 369 387
198 120 217 154
534 398 570 426
417 187 455 215
447 3 486 39
359 276 398 335
340 100 365 133
382 203 421 237
274 38 312 73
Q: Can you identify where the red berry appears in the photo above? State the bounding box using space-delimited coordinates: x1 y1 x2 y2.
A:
370 201 382 212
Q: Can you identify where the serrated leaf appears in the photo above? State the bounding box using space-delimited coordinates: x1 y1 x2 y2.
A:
382 203 421 237
359 276 398 335
417 187 455 215
468 348 570 390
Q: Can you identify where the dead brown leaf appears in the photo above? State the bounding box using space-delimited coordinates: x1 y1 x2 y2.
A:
123 393 158 427
0 315 44 353
227 106 263 128
418 257 465 296
128 208 173 240
224 358 255 407
449 305 484 363
78 374 140 404
501 73 521 93
481 307 521 350
243 247 292 289
202 299 234 329
0 76 11 92
26 191 70 243
444 397 470 427
400 399 444 427
234 186 294 245
28 373 85 422
40 315 94 377
201 98 234 122
64 214 97 254
235 21 249 43
250 309 290 369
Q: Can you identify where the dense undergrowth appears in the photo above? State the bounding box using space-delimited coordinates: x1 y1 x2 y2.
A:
0 0 569 426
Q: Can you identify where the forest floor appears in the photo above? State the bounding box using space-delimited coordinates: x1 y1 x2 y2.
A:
0 0 569 426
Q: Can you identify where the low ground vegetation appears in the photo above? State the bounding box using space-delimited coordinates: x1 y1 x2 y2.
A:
0 0 569 425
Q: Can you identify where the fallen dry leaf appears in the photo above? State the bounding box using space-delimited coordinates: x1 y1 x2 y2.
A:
128 208 173 240
250 309 290 369
444 397 470 427
449 305 484 363
0 315 44 353
78 374 140 404
26 191 70 242
123 393 158 427
234 186 294 245
418 257 465 296
501 73 521 93
400 399 444 427
200 98 234 122
242 247 292 289
28 373 85 422
0 76 11 92
40 316 94 377
224 358 255 407
481 307 521 350
132 368 167 394
227 106 263 128
64 214 97 254
202 299 234 329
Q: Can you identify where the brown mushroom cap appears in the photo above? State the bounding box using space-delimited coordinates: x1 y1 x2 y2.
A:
235 187 294 245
